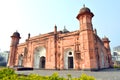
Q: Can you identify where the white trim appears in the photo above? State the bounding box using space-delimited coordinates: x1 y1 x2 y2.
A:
33 46 46 68
64 48 74 69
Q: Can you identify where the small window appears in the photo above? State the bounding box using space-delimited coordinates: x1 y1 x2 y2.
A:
69 52 72 55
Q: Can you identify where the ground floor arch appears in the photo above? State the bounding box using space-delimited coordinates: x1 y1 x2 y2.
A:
18 54 23 67
33 46 46 69
39 56 45 68
64 48 74 69
100 52 105 68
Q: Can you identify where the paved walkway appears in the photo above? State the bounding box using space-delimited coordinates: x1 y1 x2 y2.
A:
16 68 120 80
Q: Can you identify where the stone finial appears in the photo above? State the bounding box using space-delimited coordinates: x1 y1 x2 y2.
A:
54 24 57 34
94 28 97 34
28 33 30 39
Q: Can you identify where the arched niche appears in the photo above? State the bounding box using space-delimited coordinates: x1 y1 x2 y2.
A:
18 54 23 67
64 48 74 69
33 46 46 69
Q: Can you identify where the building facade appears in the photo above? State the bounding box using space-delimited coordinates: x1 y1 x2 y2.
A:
7 6 113 70
112 46 120 66
0 51 9 66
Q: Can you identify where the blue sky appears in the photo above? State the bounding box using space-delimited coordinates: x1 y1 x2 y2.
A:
0 0 120 52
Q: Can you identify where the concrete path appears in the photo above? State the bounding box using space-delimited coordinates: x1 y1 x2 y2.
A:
16 68 120 80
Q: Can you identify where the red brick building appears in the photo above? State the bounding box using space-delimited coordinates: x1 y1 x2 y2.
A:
7 6 112 70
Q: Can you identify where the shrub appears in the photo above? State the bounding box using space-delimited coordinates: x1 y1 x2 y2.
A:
0 68 16 79
79 73 95 80
0 68 96 80
113 65 120 68
48 73 66 80
67 74 72 80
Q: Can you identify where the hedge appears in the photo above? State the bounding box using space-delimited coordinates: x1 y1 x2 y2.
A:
0 68 95 80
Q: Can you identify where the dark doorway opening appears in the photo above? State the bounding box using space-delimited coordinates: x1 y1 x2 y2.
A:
40 56 45 69
68 57 73 69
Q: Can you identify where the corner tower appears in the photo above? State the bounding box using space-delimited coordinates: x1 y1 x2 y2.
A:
102 37 110 50
7 31 21 67
76 5 94 31
76 5 97 70
102 37 113 67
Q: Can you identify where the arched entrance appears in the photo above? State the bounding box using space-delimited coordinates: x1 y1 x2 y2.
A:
33 46 46 69
18 54 23 67
39 56 45 68
64 48 74 69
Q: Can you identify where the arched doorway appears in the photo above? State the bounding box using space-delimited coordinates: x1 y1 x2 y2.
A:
33 46 46 69
64 48 74 69
18 54 23 67
40 56 45 68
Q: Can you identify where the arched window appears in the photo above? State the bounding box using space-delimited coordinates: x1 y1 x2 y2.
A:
69 52 72 55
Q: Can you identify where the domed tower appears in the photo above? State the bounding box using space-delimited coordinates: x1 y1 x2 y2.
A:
76 5 97 70
76 5 94 31
7 31 21 67
102 37 113 67
102 36 110 49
